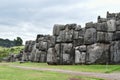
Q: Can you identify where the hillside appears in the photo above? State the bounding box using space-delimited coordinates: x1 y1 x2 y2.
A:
0 46 24 60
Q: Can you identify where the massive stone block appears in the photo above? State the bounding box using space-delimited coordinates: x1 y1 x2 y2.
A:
64 30 73 43
105 32 113 42
78 28 85 37
85 22 94 29
97 32 113 43
113 31 120 41
75 25 81 31
47 48 57 64
75 50 86 64
97 16 107 23
107 19 116 32
38 41 47 51
96 22 108 32
84 28 97 45
56 30 65 43
53 24 65 36
86 43 109 64
61 43 74 64
116 20 120 31
73 31 79 40
78 45 87 52
47 36 55 48
107 11 116 20
73 37 84 47
110 41 120 64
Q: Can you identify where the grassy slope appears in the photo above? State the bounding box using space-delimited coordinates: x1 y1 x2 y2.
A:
11 62 120 73
0 46 24 59
0 64 103 80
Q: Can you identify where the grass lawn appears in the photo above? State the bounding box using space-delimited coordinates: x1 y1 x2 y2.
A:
10 62 120 73
0 64 103 80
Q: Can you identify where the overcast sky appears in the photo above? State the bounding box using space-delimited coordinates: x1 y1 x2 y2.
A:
0 0 120 44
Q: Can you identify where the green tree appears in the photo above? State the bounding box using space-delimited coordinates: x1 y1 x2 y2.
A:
14 37 23 46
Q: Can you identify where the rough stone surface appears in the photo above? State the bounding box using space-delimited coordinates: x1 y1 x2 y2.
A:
84 28 96 45
110 41 120 64
8 12 120 65
107 19 116 32
86 43 109 64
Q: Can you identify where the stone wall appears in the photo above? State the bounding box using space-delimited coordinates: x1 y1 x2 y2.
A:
21 12 120 65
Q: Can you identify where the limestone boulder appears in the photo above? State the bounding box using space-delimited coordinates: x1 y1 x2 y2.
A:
110 41 120 64
39 41 47 51
113 31 120 40
96 22 108 32
73 37 84 47
116 20 120 31
86 43 109 64
47 48 57 64
107 19 116 32
84 28 97 45
53 24 64 36
75 50 86 64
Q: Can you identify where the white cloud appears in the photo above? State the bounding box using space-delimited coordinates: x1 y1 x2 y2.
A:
0 0 120 44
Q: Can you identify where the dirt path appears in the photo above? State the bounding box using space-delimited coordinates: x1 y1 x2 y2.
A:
9 65 120 80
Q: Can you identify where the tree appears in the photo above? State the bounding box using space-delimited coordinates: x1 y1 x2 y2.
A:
14 37 23 46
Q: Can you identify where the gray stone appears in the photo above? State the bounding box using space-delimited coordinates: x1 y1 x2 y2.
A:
47 48 57 64
84 28 96 45
65 24 77 30
40 51 47 62
78 45 87 52
97 16 107 23
116 20 120 31
105 32 113 42
75 50 86 64
56 30 65 43
86 43 109 64
85 22 94 29
64 30 73 43
73 37 84 47
96 22 108 32
107 19 116 32
78 28 85 37
97 32 106 43
73 31 79 40
39 41 47 51
113 31 120 40
47 36 55 48
53 24 64 36
75 25 81 31
110 41 120 64
61 43 74 64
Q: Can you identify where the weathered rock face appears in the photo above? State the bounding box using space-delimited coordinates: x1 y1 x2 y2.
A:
84 27 96 45
75 45 86 64
107 19 116 32
110 41 120 64
47 48 57 64
19 11 120 65
96 22 108 32
86 43 109 64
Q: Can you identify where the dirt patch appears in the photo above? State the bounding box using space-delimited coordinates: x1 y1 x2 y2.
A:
69 78 81 80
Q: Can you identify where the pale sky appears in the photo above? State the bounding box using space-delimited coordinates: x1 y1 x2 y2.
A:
0 0 120 44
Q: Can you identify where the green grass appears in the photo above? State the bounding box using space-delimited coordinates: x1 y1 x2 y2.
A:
0 64 103 80
10 62 120 73
0 46 24 59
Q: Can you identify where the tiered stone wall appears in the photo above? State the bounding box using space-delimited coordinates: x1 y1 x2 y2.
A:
21 12 120 65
